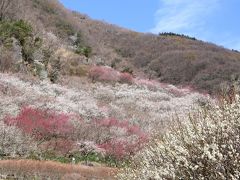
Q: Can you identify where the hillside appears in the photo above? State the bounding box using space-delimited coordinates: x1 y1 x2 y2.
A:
0 71 210 179
1 0 240 93
0 0 240 179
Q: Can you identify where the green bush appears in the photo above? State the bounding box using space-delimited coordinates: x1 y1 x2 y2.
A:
0 20 33 45
0 19 40 63
11 20 33 44
0 20 36 62
74 32 83 46
0 21 12 42
0 20 38 72
73 32 92 58
75 46 92 58
159 32 197 41
121 67 133 74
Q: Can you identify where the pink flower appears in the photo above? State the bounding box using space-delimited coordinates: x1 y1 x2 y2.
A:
4 107 73 140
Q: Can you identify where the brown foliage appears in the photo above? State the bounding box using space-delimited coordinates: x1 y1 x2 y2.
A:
0 159 117 179
0 48 15 72
3 0 240 94
67 9 240 94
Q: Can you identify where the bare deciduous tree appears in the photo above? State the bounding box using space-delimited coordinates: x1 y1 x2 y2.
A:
0 0 21 20
0 0 12 20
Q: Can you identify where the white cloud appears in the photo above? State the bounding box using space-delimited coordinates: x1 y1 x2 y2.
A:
151 0 219 36
149 0 240 50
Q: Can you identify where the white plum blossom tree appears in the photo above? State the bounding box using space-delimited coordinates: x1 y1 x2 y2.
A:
118 96 240 180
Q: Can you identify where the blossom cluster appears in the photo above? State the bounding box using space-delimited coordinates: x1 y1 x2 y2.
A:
0 73 208 131
72 117 148 159
88 65 133 84
0 121 36 157
118 96 240 179
0 72 210 162
4 107 73 141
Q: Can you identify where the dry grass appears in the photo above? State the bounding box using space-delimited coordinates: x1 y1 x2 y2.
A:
0 159 117 180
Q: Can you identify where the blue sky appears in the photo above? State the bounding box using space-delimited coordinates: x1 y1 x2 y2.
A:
59 0 240 50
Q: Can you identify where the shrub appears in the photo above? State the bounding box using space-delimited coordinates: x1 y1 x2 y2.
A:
40 138 75 156
88 66 135 84
75 46 92 58
69 64 89 77
110 58 122 68
48 57 61 83
72 31 92 58
0 19 42 64
0 121 35 157
0 20 32 45
10 20 33 44
121 67 133 74
118 96 240 179
119 73 133 84
159 32 197 41
97 118 148 160
4 107 73 141
88 66 119 82
55 19 75 37
72 117 148 164
0 47 15 72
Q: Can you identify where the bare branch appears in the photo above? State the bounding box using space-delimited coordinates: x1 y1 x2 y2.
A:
0 0 17 20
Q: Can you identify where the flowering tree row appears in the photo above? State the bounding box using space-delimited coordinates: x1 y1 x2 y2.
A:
2 106 148 162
